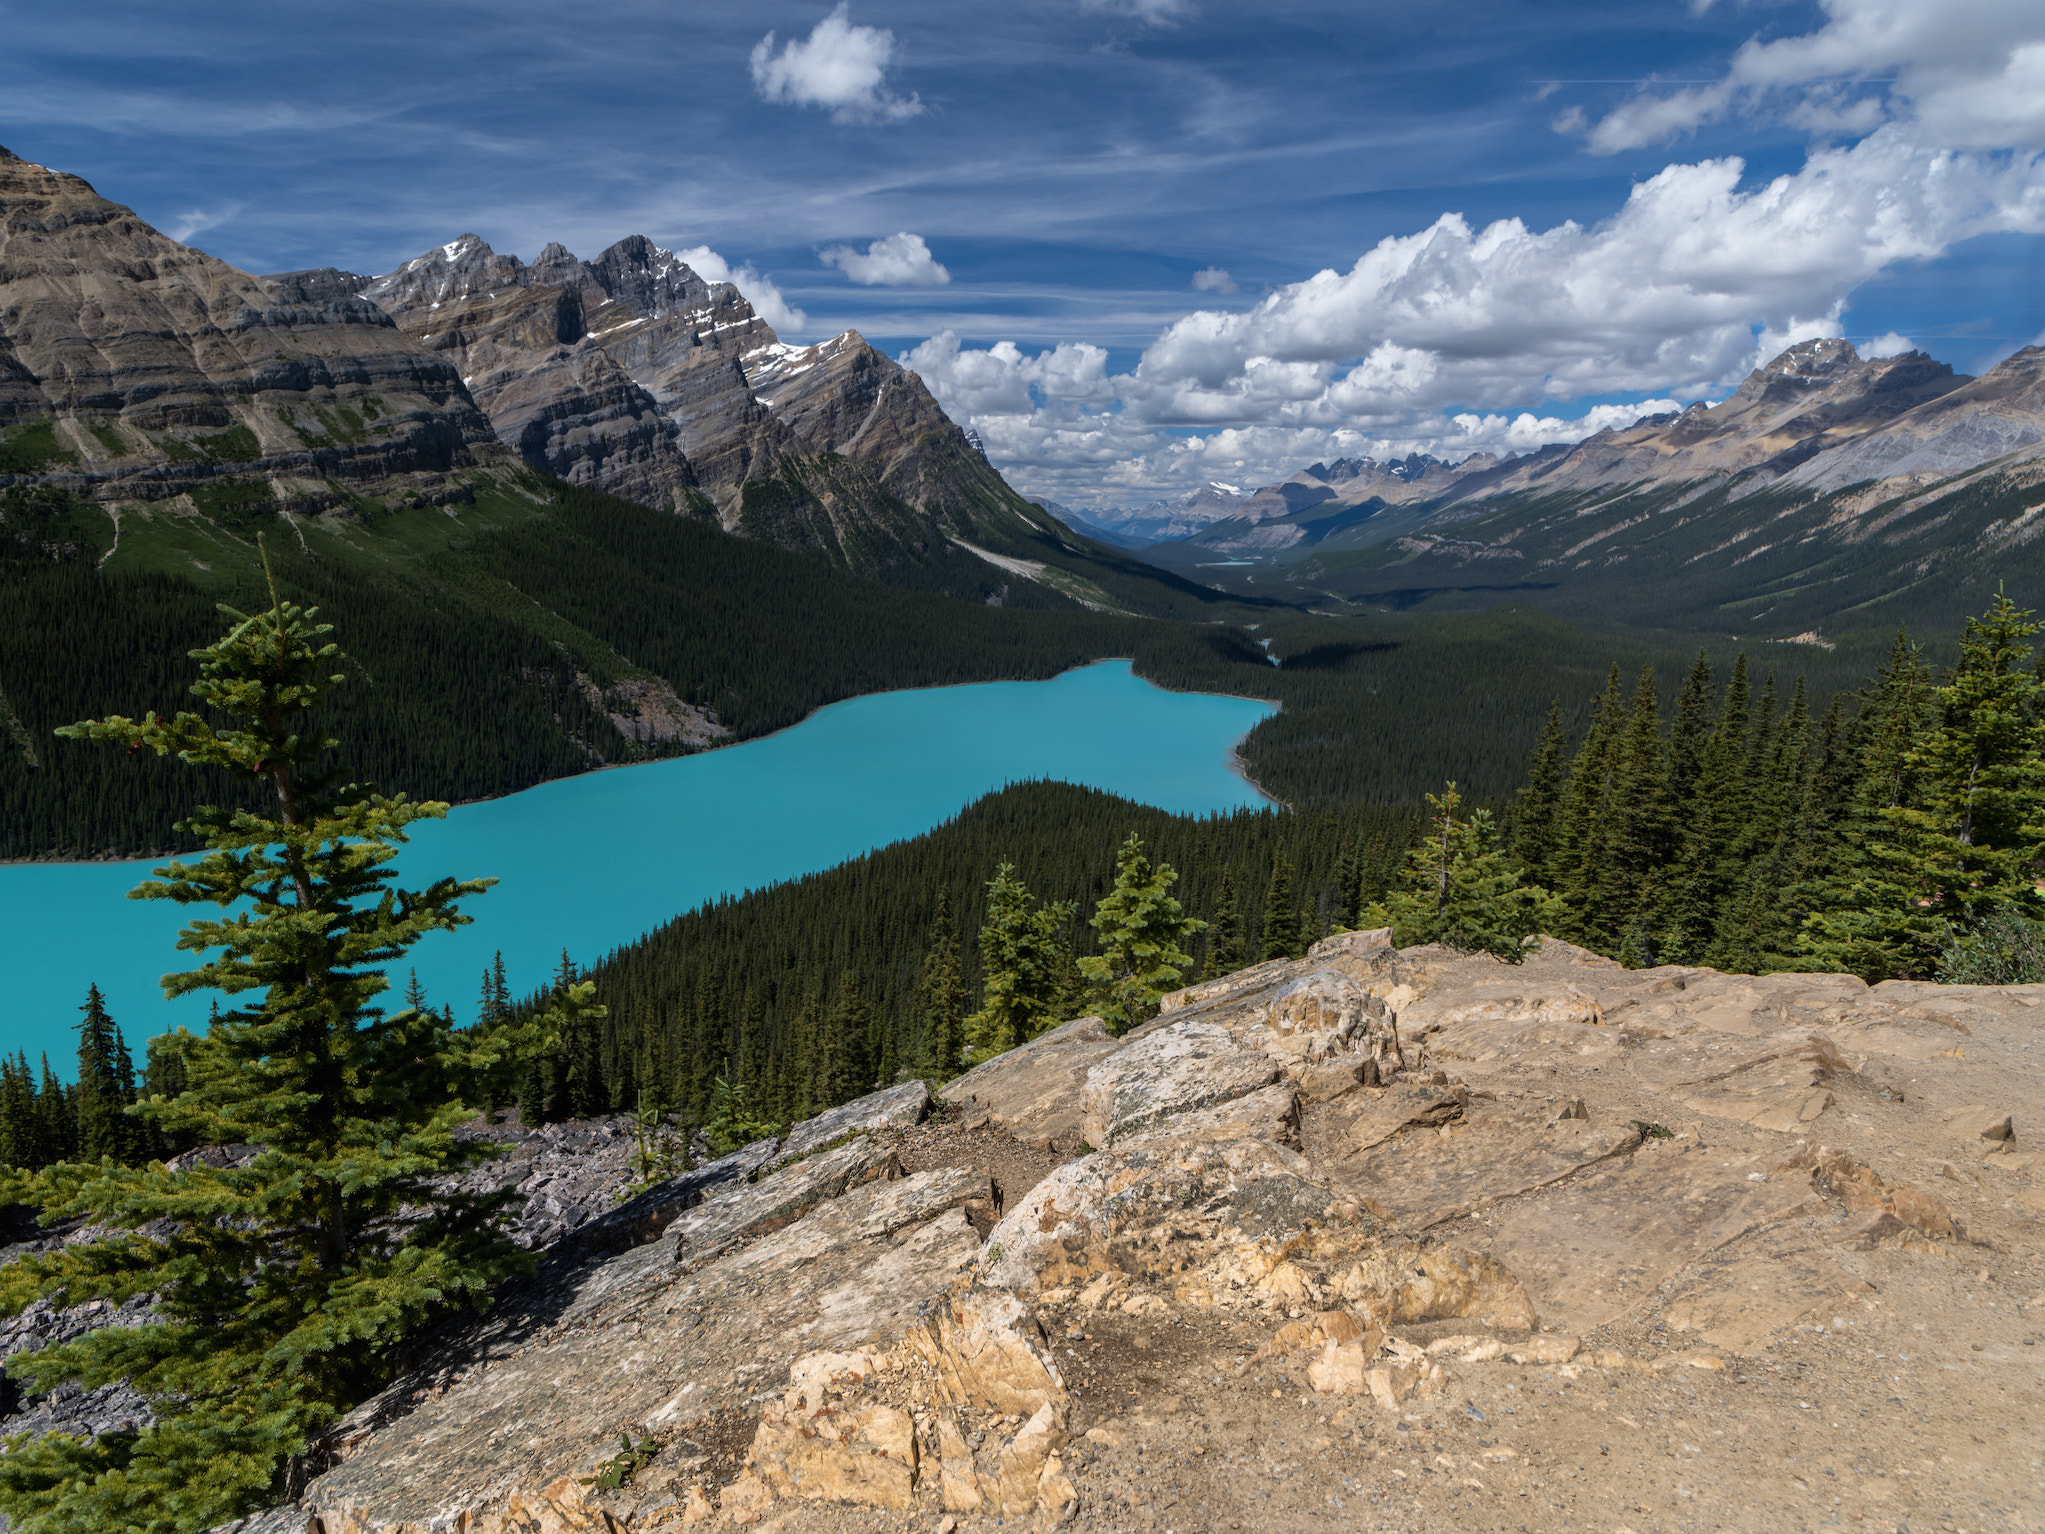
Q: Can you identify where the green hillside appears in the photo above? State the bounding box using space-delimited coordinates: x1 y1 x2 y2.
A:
1138 468 2045 653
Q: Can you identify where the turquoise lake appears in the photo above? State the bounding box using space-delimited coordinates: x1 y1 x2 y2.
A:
3 661 1274 1071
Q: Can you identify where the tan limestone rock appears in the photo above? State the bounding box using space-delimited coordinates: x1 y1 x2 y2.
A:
1080 1019 1281 1150
718 1472 775 1526
1949 1105 2016 1142
895 1290 1066 1418
939 1015 1120 1143
746 1400 918 1509
1329 1241 1537 1330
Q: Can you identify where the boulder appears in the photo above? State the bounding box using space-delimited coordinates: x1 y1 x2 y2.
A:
306 1165 987 1533
778 1080 931 1161
939 1016 1121 1143
1949 1105 2016 1142
1080 1019 1280 1149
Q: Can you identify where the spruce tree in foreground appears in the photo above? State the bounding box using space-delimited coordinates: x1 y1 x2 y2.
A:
1387 784 1564 964
965 864 1076 1058
1078 834 1206 1035
1804 594 2045 977
0 564 591 1534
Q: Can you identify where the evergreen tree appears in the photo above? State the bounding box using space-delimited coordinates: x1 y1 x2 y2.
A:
918 892 967 1080
476 951 510 1029
1205 868 1243 977
1386 784 1565 963
33 1056 73 1169
1587 668 1670 959
1259 841 1300 961
1329 840 1359 931
1549 664 1624 924
1804 595 2045 977
789 985 825 1118
1509 700 1566 878
0 560 587 1533
965 864 1076 1057
820 972 875 1104
139 1036 195 1162
701 1075 779 1158
558 950 605 1119
1077 834 1206 1034
1654 653 1751 962
73 985 139 1165
1665 652 1717 808
0 1055 39 1171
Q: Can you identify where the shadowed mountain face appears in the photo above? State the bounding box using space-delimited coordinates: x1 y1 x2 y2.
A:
344 234 1056 581
0 146 505 505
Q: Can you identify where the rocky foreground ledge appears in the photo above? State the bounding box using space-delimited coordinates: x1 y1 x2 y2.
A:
195 935 2042 1532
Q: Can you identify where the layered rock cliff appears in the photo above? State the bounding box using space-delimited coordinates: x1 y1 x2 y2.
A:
0 147 506 506
345 235 1046 579
177 932 2044 1533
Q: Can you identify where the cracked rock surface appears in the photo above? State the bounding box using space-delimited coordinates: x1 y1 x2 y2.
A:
13 933 2039 1533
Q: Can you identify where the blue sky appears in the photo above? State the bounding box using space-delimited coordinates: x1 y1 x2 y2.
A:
5 0 2043 503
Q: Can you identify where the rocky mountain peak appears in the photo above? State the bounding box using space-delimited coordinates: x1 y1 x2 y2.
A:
0 146 503 503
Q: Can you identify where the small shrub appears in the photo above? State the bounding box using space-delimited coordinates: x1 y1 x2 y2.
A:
194 423 263 463
1936 904 2045 985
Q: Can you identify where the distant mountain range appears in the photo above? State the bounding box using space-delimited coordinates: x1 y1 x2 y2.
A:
1032 482 1252 546
1135 337 2045 640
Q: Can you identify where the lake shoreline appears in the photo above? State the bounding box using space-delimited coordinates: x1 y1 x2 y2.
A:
4 657 1286 867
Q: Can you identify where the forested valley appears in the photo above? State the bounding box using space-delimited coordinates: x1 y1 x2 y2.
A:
7 467 2037 1161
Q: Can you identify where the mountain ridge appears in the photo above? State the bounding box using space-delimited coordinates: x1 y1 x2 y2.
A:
0 144 507 509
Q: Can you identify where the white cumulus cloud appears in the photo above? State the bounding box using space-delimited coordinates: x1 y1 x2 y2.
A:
672 245 808 334
1578 0 2045 154
1190 266 1237 293
818 231 951 286
898 3 2045 505
750 4 924 124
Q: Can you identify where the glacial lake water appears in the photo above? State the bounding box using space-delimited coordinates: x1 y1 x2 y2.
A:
3 661 1275 1072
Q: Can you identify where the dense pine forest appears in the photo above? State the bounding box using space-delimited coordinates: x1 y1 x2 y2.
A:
1504 597 2045 983
3 473 1873 858
489 783 1425 1129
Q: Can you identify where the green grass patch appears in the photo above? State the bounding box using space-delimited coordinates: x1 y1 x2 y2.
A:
188 478 277 537
86 421 129 456
153 435 204 463
313 404 367 444
0 419 79 474
194 424 263 463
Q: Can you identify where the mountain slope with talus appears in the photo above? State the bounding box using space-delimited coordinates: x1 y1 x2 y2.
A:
1139 340 2045 641
0 145 507 509
340 235 1222 616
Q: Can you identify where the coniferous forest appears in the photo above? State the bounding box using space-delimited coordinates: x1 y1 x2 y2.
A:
8 467 2044 1159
